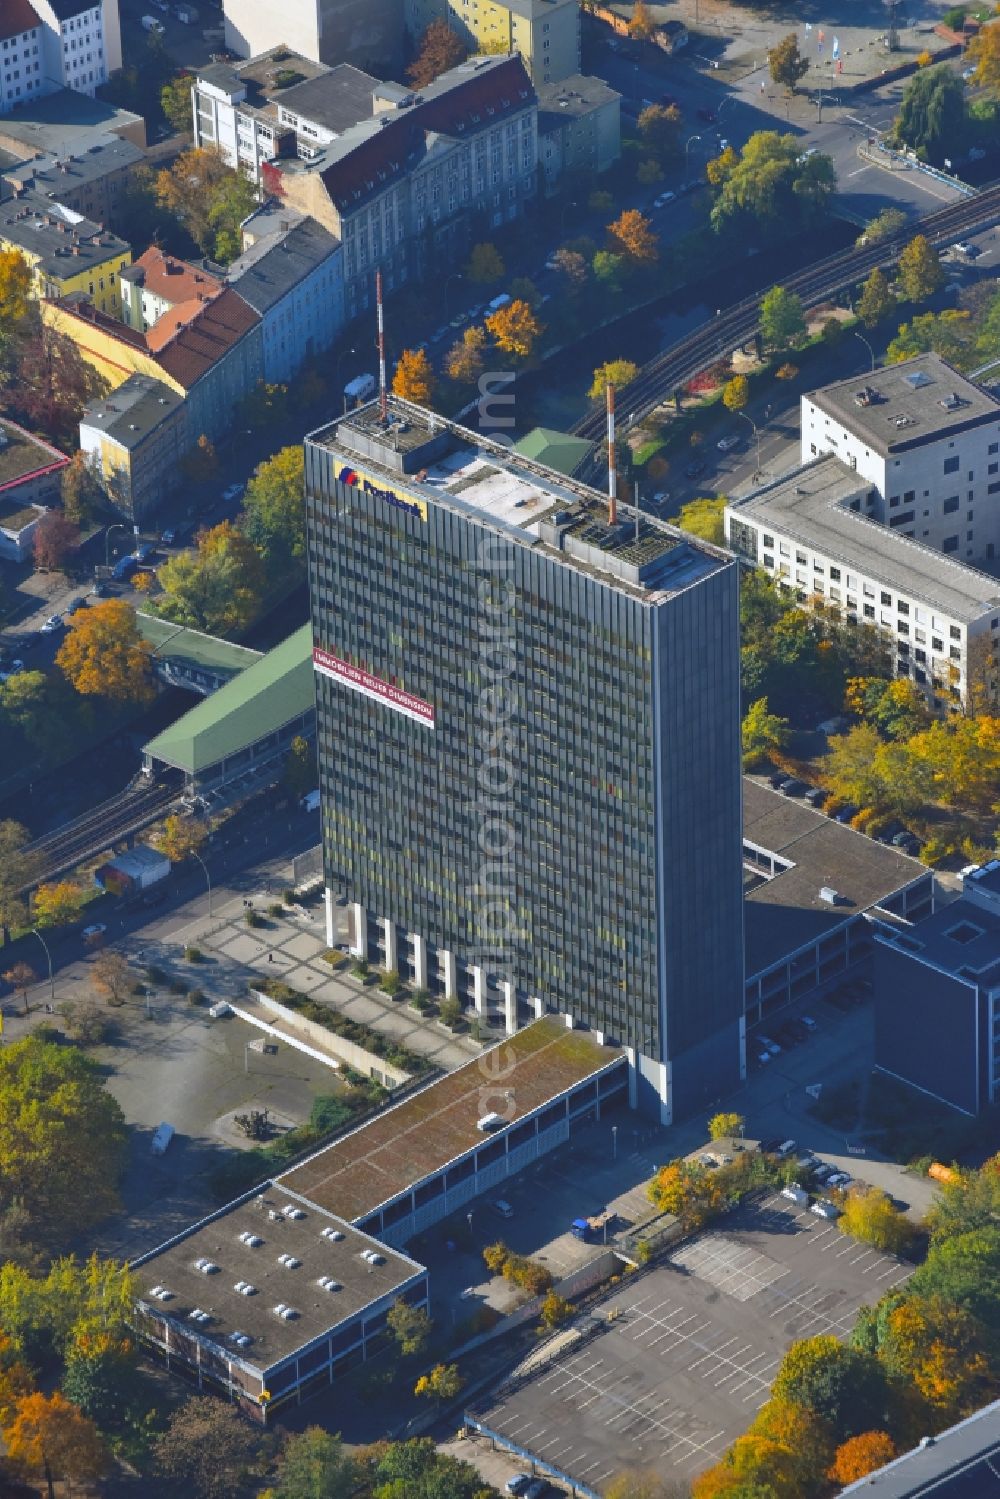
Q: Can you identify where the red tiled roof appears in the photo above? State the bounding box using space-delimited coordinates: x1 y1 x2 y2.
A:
128 247 224 309
151 287 260 389
319 57 534 210
0 0 41 43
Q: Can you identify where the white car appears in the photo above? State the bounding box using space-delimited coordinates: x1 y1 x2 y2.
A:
40 614 64 634
221 483 244 503
757 1035 781 1056
654 190 676 208
953 241 975 256
800 1015 818 1032
0 660 25 682
717 434 741 452
81 923 107 942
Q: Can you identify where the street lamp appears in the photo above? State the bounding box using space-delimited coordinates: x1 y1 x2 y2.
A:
559 198 577 233
611 1124 618 1162
104 522 129 569
853 328 876 373
737 409 762 480
190 850 212 917
335 346 356 412
29 928 54 1010
444 272 464 319
684 133 703 171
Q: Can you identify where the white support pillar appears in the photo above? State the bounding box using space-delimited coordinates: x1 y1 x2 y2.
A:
501 979 516 1037
349 902 367 958
564 1012 575 1030
324 887 335 949
383 917 398 974
441 949 457 1000
626 1045 638 1109
529 995 543 1019
595 1031 606 1046
473 966 488 1017
412 933 428 991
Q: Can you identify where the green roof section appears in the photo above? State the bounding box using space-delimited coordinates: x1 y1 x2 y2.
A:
137 613 262 683
144 624 314 774
513 426 595 478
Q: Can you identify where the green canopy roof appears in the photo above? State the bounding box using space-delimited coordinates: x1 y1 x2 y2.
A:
137 612 262 683
513 426 595 477
143 624 314 774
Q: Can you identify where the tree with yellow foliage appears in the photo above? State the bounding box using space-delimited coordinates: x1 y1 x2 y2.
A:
749 1397 835 1485
606 208 659 266
647 1159 724 1229
32 882 86 930
966 19 1000 88
156 814 208 865
839 1184 913 1255
413 1362 462 1405
629 0 655 39
589 359 639 399
56 599 154 704
707 144 739 187
445 325 487 385
3 1389 107 1496
392 347 436 405
828 1431 896 1485
0 246 34 375
485 298 543 359
157 521 264 637
878 1296 997 1420
722 375 749 412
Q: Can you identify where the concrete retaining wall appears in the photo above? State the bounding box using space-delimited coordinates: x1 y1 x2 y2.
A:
249 988 411 1087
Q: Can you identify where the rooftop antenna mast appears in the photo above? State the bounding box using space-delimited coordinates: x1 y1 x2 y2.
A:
376 267 387 422
606 383 617 525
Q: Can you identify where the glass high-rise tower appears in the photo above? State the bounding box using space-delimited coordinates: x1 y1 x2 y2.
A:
304 397 744 1121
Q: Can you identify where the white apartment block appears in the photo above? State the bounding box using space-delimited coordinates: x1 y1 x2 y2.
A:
801 354 1000 565
0 0 120 113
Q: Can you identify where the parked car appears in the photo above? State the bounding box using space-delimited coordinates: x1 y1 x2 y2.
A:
40 614 64 634
685 459 707 479
811 1199 841 1220
67 596 88 614
81 923 107 942
160 527 177 545
717 433 741 452
757 1035 781 1056
91 580 111 597
812 1163 836 1184
800 1015 818 1033
449 311 470 328
780 779 808 796
891 830 916 849
768 771 791 789
506 1478 533 1497
221 482 244 503
758 1137 782 1154
833 803 859 823
653 190 676 208
804 786 827 806
826 1171 852 1188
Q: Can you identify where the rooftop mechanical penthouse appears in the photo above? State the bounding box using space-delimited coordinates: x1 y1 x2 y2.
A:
304 397 744 1122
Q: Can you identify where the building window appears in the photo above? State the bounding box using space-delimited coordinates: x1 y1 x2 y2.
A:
944 455 960 474
943 496 959 513
881 591 892 605
951 625 961 640
943 536 959 552
829 566 841 581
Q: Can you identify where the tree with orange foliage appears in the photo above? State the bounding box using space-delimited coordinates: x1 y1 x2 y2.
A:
446 325 487 385
647 1159 724 1229
0 1333 34 1426
33 511 79 574
485 298 543 359
749 1396 835 1484
879 1296 997 1420
829 1431 896 1485
407 18 467 88
606 208 659 267
56 599 155 704
3 1390 106 1499
629 0 655 39
392 347 436 405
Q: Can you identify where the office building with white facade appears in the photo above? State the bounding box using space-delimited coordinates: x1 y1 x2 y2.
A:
222 0 403 74
304 396 745 1124
0 0 121 111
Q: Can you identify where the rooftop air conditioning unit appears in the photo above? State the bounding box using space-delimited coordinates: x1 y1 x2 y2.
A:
282 1206 305 1220
195 1258 220 1274
477 1111 504 1132
317 1276 341 1291
238 1232 263 1247
819 886 840 905
320 1227 345 1242
268 1210 284 1222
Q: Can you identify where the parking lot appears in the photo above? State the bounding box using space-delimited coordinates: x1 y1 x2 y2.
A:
472 1190 912 1495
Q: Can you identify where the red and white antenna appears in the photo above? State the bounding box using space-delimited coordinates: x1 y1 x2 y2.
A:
606 383 617 526
376 267 387 421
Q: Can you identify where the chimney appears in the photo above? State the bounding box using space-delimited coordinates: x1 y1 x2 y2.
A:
606 383 617 526
376 266 387 422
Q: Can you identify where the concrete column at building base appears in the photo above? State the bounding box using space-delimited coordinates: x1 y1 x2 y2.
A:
529 995 543 1019
412 933 428 991
501 979 515 1036
350 902 367 959
324 887 335 949
473 966 488 1017
626 1046 638 1109
383 918 398 975
441 949 457 1000
564 1013 575 1030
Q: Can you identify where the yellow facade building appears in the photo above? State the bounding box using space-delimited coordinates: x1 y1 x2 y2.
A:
405 0 580 86
0 190 130 319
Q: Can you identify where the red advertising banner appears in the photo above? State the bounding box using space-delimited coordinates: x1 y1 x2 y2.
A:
313 647 435 728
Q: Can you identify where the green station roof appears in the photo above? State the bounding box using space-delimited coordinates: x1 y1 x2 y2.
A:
137 613 262 683
144 624 314 774
513 426 595 478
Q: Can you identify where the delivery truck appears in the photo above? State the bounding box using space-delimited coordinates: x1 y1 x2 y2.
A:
95 845 170 897
570 1210 616 1242
344 373 376 406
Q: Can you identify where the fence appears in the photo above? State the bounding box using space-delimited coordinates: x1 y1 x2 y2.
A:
292 843 322 887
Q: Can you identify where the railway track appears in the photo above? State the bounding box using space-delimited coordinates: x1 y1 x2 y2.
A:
571 182 1000 461
25 774 184 886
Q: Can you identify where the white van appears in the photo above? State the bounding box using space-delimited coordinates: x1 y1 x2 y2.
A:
151 1122 175 1155
344 373 376 404
487 293 512 312
300 788 321 813
493 1199 514 1219
141 15 165 31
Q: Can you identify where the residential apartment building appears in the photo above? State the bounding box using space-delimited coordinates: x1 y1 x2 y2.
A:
404 0 580 86
801 354 1000 564
304 396 744 1124
0 188 129 315
270 55 537 322
0 416 69 560
0 88 144 158
725 454 1000 710
875 861 1000 1116
1 134 143 233
222 0 403 73
80 375 187 523
227 204 343 382
0 0 121 112
191 51 378 185
536 72 620 188
119 247 224 333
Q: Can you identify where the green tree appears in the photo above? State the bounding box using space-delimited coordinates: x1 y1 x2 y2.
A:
857 267 896 329
61 1328 135 1431
465 241 505 284
242 445 305 570
0 1256 133 1366
156 521 265 637
926 1156 1000 1244
160 73 194 134
59 451 102 526
742 697 789 769
152 1397 261 1499
760 286 806 350
669 496 726 546
283 735 316 799
363 1438 488 1499
589 359 640 399
414 1361 462 1405
592 250 624 293
270 1427 357 1499
772 1335 889 1443
637 102 682 159
907 1227 1000 1349
709 132 834 237
708 1112 745 1141
822 723 887 809
887 308 973 365
387 1298 433 1358
722 375 750 412
154 147 255 263
859 207 907 246
894 64 967 165
769 33 810 91
0 821 39 942
897 235 944 303
0 1039 127 1246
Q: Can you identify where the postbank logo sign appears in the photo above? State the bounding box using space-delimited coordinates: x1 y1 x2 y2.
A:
336 464 428 523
